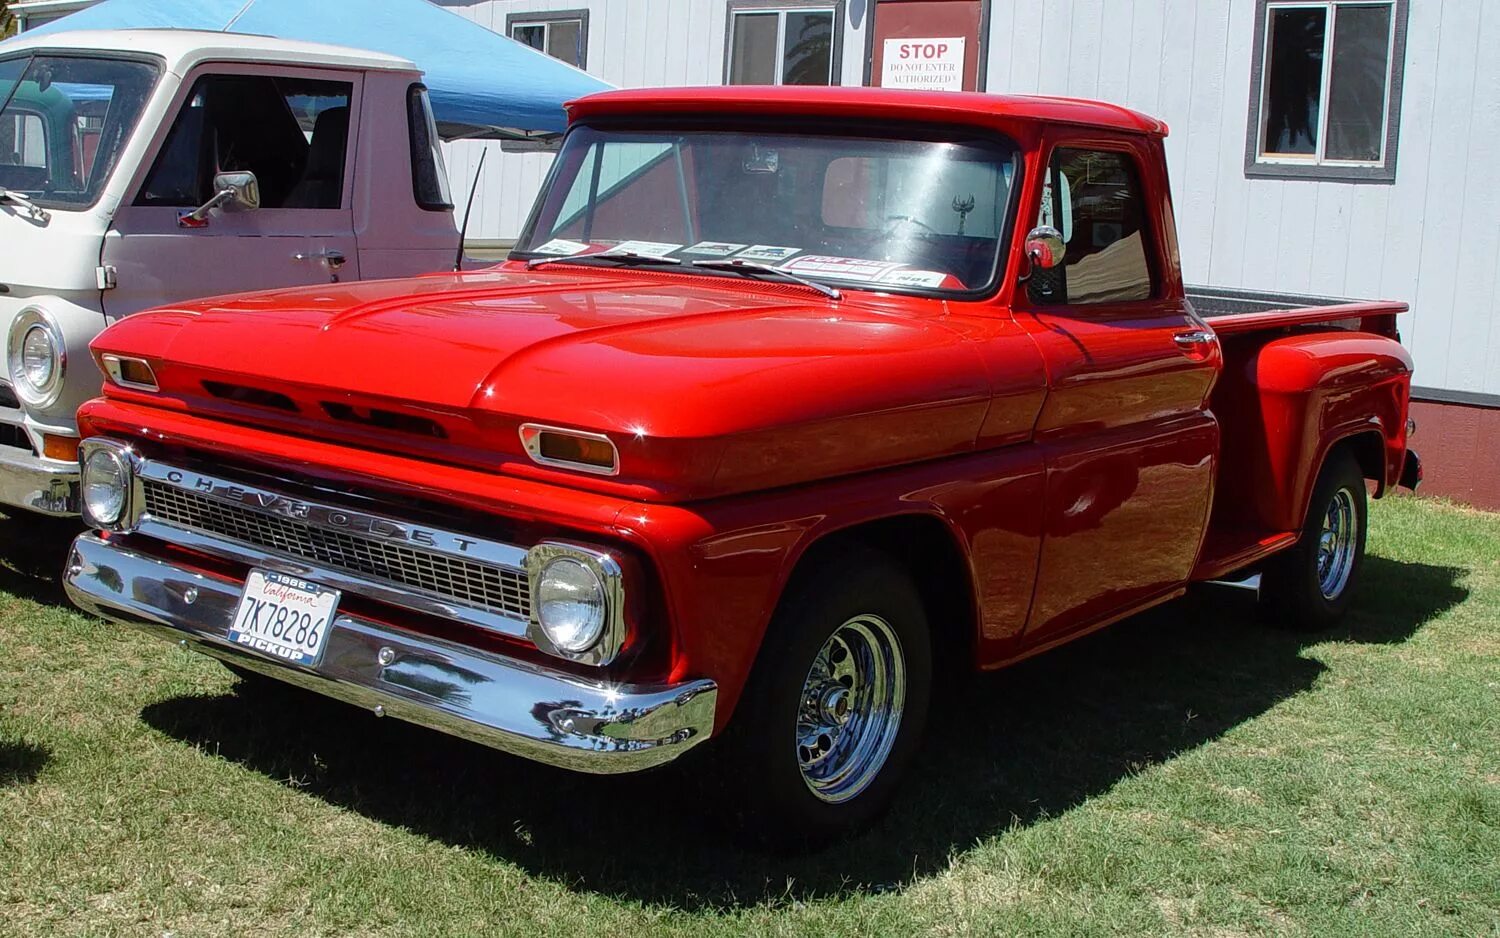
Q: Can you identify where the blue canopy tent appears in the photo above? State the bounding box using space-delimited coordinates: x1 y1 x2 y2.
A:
17 0 611 138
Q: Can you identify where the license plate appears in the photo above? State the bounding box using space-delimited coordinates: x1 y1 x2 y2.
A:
228 569 341 667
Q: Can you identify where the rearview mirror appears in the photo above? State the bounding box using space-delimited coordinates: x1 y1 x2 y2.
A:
213 171 261 212
1024 225 1066 270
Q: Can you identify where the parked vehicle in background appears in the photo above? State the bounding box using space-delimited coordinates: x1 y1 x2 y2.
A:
0 29 461 517
63 86 1421 843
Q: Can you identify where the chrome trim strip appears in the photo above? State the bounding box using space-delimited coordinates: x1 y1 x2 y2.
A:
135 460 529 571
63 533 718 774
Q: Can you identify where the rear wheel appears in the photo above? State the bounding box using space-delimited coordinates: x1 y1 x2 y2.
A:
720 546 932 847
1259 448 1367 630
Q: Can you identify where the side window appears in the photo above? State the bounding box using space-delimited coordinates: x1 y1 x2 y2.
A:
407 84 453 211
137 75 352 209
1032 148 1154 305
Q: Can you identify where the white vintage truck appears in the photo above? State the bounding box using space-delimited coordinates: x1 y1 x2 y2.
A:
0 29 475 517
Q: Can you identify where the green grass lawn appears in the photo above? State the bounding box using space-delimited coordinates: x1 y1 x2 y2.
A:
0 496 1496 937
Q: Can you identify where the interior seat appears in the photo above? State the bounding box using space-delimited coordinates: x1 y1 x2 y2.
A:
283 106 349 209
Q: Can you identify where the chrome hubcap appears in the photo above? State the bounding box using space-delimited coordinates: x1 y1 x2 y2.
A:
1317 487 1359 600
796 614 906 804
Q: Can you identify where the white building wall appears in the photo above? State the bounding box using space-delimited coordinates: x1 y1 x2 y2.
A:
986 0 1500 394
443 0 867 246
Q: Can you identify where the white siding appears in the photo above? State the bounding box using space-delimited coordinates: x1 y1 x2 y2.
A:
443 0 866 245
985 0 1500 394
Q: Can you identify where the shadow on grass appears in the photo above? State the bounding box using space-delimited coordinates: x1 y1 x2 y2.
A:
0 738 50 787
0 511 82 608
139 555 1466 910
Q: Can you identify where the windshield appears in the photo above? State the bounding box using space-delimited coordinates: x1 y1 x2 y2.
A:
515 125 1020 295
0 54 161 210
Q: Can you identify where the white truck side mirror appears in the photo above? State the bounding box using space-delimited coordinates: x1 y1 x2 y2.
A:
178 171 260 228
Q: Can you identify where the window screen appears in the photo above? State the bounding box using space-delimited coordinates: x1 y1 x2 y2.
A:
1032 149 1154 305
1250 0 1403 179
509 15 588 68
727 7 836 85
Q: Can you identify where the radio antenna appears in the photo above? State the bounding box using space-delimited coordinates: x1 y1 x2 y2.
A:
454 148 488 272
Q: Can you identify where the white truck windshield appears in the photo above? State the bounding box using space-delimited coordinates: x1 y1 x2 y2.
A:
516 126 1020 295
0 54 160 210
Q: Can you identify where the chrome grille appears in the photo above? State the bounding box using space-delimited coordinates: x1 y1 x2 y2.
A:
142 479 531 620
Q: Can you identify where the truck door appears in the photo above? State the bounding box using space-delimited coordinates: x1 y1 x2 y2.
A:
1017 141 1220 643
101 65 363 320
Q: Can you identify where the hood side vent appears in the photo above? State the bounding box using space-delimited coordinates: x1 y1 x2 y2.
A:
203 381 299 412
322 402 448 439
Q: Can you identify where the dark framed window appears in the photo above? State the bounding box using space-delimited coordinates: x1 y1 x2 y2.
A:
1245 0 1408 182
506 10 589 69
407 84 452 212
1030 148 1155 306
137 74 352 209
724 3 842 85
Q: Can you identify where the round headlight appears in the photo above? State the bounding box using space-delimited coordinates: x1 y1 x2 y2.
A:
20 326 55 389
536 557 606 653
7 309 65 408
82 448 128 526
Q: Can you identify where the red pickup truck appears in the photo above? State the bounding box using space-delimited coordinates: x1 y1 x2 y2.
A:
62 87 1420 842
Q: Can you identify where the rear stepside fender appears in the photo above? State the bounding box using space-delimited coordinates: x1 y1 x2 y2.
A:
1242 331 1413 533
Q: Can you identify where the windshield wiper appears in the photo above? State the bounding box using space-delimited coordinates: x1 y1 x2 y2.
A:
690 259 842 301
0 187 50 223
526 251 682 271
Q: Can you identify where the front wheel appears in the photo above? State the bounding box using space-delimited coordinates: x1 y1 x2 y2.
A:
1259 448 1368 630
720 546 932 847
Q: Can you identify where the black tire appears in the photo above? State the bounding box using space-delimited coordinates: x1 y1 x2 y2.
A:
1259 447 1368 631
718 544 932 848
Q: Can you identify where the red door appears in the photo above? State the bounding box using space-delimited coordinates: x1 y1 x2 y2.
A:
1016 137 1221 644
867 0 987 91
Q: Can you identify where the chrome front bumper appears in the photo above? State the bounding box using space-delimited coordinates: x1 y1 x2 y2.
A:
63 533 718 773
0 444 78 515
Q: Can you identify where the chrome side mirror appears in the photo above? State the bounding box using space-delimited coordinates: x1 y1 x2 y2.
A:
1024 225 1066 270
214 171 261 211
178 171 260 228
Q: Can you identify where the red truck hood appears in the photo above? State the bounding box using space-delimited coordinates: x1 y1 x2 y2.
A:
92 267 1019 500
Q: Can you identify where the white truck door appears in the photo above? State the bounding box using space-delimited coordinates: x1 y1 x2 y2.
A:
101 65 364 319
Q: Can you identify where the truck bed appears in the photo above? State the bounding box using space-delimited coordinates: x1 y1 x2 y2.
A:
1187 286 1407 339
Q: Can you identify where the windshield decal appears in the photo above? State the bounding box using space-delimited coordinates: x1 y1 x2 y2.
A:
602 240 683 258
532 238 591 256
779 255 909 283
735 245 801 263
878 269 952 289
681 241 748 257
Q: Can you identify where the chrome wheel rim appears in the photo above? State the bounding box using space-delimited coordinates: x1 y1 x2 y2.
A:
795 614 906 804
1317 487 1359 600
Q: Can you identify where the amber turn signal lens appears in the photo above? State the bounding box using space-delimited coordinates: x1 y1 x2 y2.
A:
539 432 615 468
100 354 158 391
43 434 80 462
519 424 619 475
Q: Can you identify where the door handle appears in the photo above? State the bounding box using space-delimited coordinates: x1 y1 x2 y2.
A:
1173 330 1216 349
292 249 346 270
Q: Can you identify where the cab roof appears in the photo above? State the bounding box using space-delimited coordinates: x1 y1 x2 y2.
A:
567 86 1169 137
0 28 419 75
